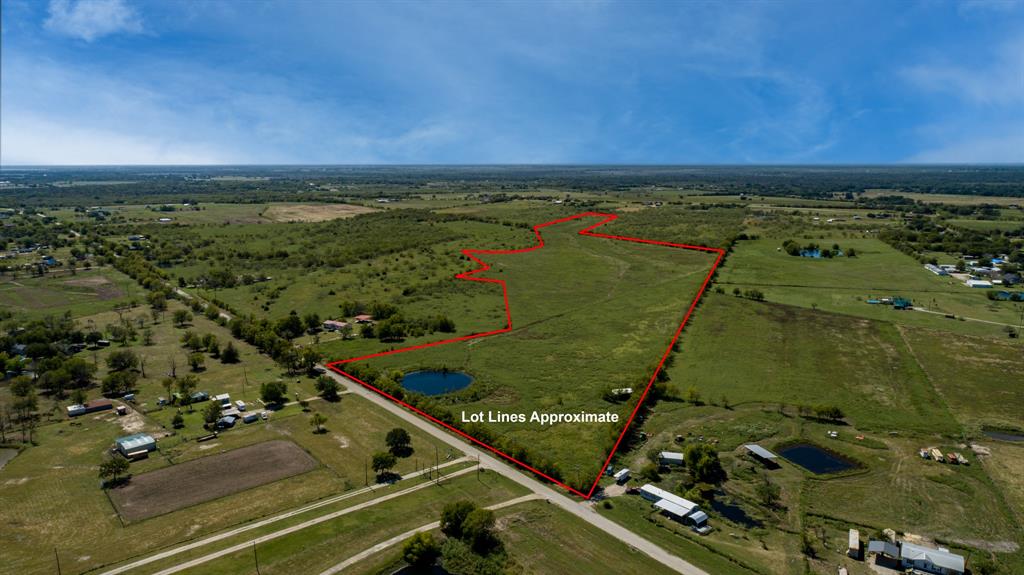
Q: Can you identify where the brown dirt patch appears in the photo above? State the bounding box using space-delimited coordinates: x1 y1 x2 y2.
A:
262 203 377 222
108 440 317 522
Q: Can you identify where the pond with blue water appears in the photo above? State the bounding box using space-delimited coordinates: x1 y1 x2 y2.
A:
778 442 857 474
401 370 473 396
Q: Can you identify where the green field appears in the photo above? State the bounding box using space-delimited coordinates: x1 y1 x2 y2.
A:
351 216 718 487
0 267 138 319
718 238 1024 337
348 499 682 575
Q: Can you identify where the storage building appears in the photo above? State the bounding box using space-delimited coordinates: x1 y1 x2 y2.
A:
115 433 156 457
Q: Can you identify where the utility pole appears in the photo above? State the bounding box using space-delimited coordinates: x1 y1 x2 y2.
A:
364 459 368 486
435 445 439 484
54 548 61 575
253 541 261 575
243 366 248 399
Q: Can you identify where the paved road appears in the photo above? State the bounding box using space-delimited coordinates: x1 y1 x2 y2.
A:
96 457 470 575
147 466 480 575
322 367 709 575
318 494 542 575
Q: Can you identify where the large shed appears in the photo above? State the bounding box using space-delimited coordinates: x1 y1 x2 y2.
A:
744 444 779 467
115 433 156 457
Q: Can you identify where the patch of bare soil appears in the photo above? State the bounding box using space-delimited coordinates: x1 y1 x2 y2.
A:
108 440 317 522
262 203 378 223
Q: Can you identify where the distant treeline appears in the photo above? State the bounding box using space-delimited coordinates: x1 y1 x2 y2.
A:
3 165 1024 206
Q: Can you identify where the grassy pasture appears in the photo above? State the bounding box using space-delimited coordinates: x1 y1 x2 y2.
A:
664 294 957 435
350 216 718 486
861 190 1024 206
718 238 1024 337
0 267 138 319
947 218 1024 232
900 327 1024 431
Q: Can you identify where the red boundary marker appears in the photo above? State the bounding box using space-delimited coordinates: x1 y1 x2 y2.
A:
326 212 725 499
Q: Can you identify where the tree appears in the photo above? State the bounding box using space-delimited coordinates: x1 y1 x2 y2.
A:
686 385 701 404
386 427 412 457
172 309 193 327
202 401 221 426
298 347 321 373
188 352 205 371
171 411 184 429
106 349 139 372
161 377 175 401
65 357 96 387
142 328 154 346
220 341 240 363
176 375 198 410
102 371 138 396
70 388 88 406
639 463 662 483
402 532 440 568
260 381 288 405
755 474 781 508
462 508 499 553
99 456 130 486
314 376 340 402
310 412 328 433
440 500 477 539
303 312 321 332
371 451 397 478
685 444 727 486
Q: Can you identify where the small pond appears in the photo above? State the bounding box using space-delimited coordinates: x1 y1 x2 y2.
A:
401 370 473 396
778 443 857 474
984 429 1024 442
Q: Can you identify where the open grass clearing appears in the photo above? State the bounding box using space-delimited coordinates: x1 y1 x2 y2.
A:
0 267 137 319
900 326 1024 431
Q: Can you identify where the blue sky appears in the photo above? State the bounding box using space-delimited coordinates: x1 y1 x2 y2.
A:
2 0 1022 165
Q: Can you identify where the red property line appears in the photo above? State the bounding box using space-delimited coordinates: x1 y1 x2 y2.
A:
326 212 725 499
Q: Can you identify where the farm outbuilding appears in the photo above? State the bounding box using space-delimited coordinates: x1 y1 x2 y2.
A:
744 444 779 467
658 451 684 466
115 433 156 457
899 542 965 575
322 320 350 332
640 483 709 532
67 399 113 417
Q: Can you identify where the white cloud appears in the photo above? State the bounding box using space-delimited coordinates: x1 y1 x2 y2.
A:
44 0 142 42
906 128 1024 163
1 114 237 165
902 36 1024 106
